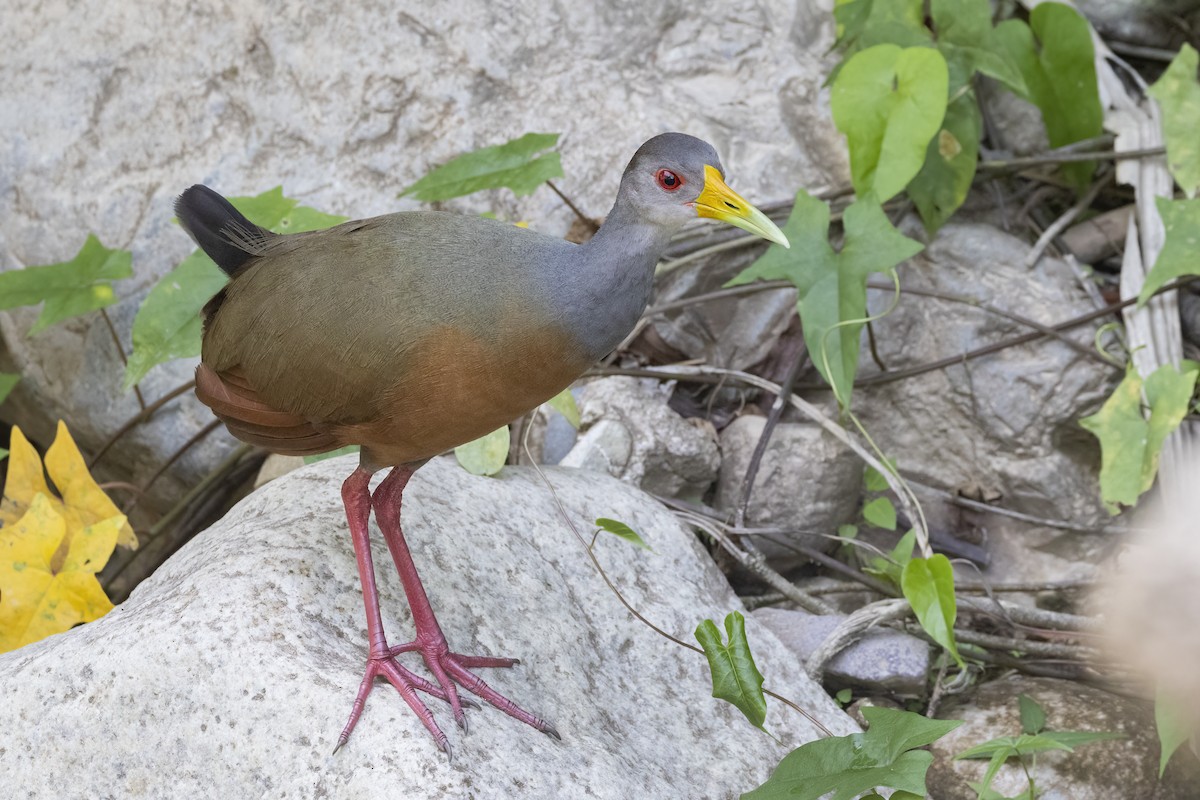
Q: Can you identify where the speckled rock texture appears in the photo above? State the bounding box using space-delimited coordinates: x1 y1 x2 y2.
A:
0 0 846 512
753 607 930 697
715 415 862 571
0 455 856 799
854 223 1116 528
561 377 721 499
926 675 1200 800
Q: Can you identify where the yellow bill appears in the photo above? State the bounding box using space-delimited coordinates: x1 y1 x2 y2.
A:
693 164 790 248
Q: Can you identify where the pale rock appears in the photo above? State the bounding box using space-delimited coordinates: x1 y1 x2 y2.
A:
753 607 931 697
253 453 307 489
715 415 863 571
0 455 856 799
561 377 720 499
854 223 1116 531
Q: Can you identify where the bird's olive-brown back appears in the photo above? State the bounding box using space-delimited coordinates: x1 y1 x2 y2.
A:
202 212 591 466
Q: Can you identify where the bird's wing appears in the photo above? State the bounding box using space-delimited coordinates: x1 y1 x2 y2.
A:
200 213 578 427
194 363 342 455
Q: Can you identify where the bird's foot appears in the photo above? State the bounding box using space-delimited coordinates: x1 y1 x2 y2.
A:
336 649 477 757
392 635 559 743
335 638 558 757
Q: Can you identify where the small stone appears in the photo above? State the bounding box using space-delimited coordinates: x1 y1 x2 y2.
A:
753 607 931 697
561 377 720 499
716 415 863 571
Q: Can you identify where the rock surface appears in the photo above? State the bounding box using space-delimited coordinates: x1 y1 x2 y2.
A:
927 675 1200 800
715 415 862 571
561 377 721 499
854 223 1117 530
0 0 846 511
0 455 855 799
753 607 930 697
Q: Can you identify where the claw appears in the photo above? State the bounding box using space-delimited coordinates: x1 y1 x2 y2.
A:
543 723 562 741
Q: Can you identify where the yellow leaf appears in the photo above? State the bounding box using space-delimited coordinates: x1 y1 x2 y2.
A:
0 495 121 653
44 421 136 550
1 423 137 563
0 426 51 528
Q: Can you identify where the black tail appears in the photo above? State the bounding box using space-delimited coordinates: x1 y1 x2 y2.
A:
175 185 274 276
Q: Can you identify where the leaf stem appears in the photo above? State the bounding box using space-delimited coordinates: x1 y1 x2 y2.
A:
544 180 599 232
99 307 146 410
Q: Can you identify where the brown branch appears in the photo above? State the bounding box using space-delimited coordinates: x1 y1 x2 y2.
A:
121 419 221 513
979 146 1165 172
735 342 809 528
89 380 197 468
545 180 599 232
99 308 146 411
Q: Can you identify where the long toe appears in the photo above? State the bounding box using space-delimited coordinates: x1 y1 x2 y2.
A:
440 653 556 735
336 655 457 754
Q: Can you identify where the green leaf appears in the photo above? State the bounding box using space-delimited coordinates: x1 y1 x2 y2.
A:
1037 730 1124 750
695 611 767 732
453 425 510 476
1018 694 1045 735
0 373 19 406
902 554 962 666
0 235 132 335
223 186 298 228
122 250 226 389
1156 687 1193 777
837 523 859 539
908 92 982 233
832 44 949 202
835 688 853 705
125 188 347 389
594 517 652 552
743 706 961 800
994 7 1103 188
1139 196 1200 304
303 445 360 465
957 730 1120 761
864 466 890 492
1080 361 1200 511
1149 44 1200 198
931 0 1028 96
866 528 917 585
729 192 923 408
863 496 898 530
833 0 930 58
399 133 563 202
545 387 580 429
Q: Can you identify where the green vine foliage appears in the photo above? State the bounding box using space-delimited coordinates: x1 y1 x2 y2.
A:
831 0 1101 232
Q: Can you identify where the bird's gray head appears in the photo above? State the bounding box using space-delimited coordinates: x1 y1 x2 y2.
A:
617 133 723 227
615 133 790 247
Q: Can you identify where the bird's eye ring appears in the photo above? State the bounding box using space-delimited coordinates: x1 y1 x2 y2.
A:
656 169 683 192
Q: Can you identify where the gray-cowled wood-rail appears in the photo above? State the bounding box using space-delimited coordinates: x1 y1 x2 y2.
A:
176 132 789 757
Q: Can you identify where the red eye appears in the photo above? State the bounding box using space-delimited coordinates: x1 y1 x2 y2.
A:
656 169 684 192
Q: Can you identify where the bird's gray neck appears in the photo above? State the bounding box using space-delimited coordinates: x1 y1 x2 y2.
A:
556 198 676 363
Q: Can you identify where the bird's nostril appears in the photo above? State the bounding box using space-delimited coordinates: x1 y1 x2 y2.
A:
725 201 739 210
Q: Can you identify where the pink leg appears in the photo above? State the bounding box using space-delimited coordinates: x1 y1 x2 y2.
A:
335 467 472 757
371 465 559 741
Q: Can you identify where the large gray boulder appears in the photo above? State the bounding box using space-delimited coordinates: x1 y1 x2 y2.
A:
0 455 855 799
0 0 847 511
854 223 1116 529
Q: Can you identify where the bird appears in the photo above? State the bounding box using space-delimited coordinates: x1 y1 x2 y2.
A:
175 132 789 757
